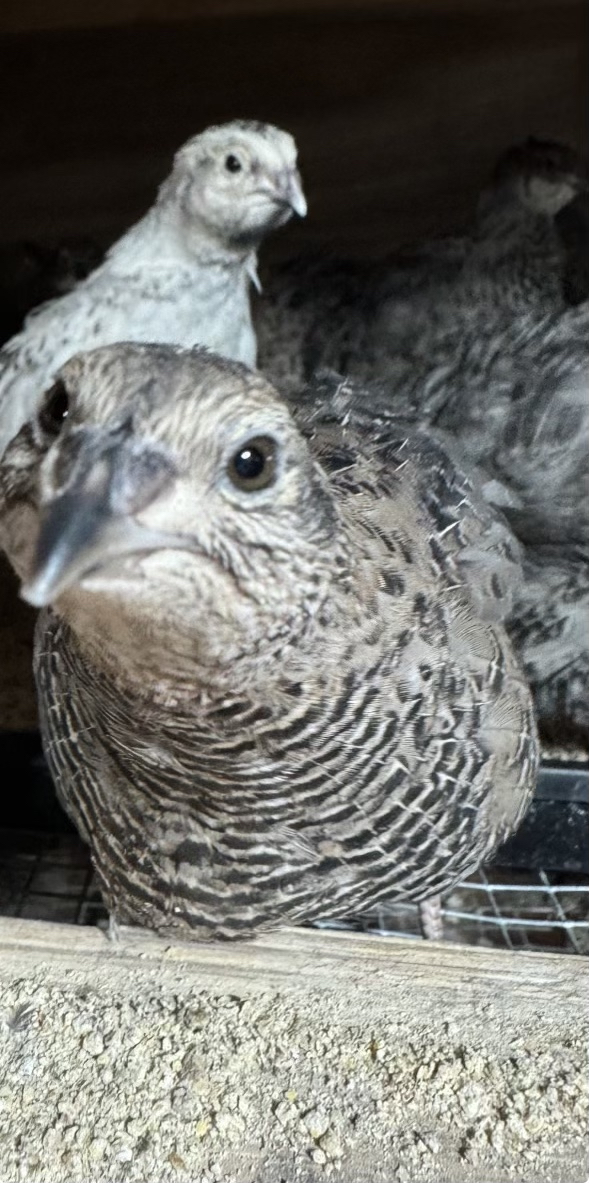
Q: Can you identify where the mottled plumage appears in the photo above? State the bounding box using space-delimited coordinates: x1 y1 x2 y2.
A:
0 345 537 940
555 190 589 306
0 120 306 458
472 136 588 310
508 546 589 746
257 137 587 394
256 138 589 745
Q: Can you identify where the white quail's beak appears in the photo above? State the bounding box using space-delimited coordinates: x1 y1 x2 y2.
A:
276 168 307 219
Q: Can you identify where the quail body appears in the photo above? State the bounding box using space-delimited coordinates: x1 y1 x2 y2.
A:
0 120 306 458
0 345 537 939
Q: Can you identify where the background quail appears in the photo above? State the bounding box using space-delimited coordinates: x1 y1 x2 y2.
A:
256 137 588 395
0 120 306 459
256 137 589 747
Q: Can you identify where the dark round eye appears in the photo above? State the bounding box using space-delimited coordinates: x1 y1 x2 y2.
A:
225 154 243 174
228 436 277 492
38 380 69 438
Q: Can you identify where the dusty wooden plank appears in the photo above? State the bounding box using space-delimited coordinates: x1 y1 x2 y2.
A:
0 915 586 1181
0 915 585 1011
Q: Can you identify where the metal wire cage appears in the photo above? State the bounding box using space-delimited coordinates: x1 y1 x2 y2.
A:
1 735 587 955
320 867 589 955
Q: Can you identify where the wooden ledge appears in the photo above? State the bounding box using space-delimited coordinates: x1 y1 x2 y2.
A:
0 916 585 1016
1 916 586 1182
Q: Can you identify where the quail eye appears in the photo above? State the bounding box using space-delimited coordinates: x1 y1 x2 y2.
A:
225 154 243 174
38 380 70 438
228 436 277 492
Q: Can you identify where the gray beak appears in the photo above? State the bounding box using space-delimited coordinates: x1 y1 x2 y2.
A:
280 168 307 219
22 424 182 608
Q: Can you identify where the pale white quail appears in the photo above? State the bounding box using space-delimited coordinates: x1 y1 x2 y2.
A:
0 120 306 458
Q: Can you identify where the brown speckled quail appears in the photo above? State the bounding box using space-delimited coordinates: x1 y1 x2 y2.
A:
0 344 537 940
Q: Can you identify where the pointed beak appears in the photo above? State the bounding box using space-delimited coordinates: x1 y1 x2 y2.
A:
279 168 307 219
22 425 181 608
570 173 589 196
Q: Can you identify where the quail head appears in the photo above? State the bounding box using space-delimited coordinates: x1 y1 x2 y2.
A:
484 135 588 221
162 120 307 251
0 345 537 940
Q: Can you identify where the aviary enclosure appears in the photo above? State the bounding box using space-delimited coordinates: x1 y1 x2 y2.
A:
0 3 587 1181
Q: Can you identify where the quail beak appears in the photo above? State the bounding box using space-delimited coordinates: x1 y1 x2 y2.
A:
22 428 182 608
570 174 589 200
278 168 307 219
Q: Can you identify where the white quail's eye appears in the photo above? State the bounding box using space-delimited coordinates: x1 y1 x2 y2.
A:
38 380 70 439
224 154 243 174
227 436 276 492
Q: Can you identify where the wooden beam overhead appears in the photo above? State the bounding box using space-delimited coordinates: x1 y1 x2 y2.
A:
0 0 584 37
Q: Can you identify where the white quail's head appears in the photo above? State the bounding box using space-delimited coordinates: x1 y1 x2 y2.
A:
0 344 342 690
489 136 588 216
160 120 307 249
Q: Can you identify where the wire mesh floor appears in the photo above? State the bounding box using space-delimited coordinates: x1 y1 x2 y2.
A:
1 826 588 955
